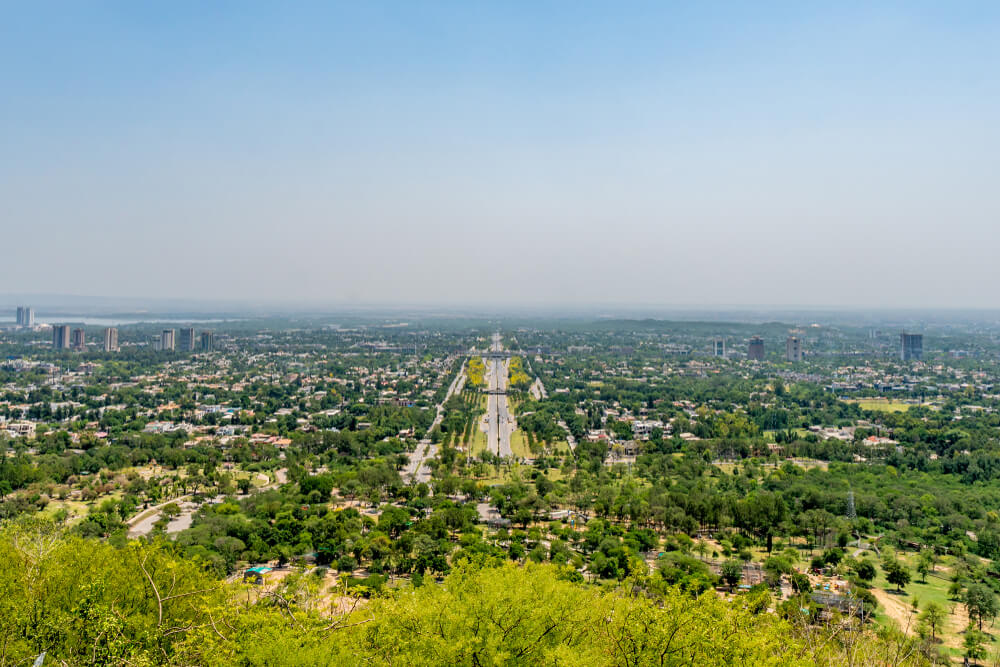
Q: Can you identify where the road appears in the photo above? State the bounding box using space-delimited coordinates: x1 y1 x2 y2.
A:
404 357 465 484
403 439 438 485
126 496 192 538
557 419 577 452
485 333 514 457
127 467 290 538
259 467 288 491
529 377 547 400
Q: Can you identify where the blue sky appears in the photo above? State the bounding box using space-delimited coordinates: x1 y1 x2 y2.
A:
2 2 999 307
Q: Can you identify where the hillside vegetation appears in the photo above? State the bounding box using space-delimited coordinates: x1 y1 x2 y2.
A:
1 523 927 667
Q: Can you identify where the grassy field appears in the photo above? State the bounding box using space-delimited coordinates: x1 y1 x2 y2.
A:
510 430 531 459
714 458 828 476
470 427 564 463
37 499 90 524
548 440 572 455
467 461 567 487
722 542 984 660
469 426 488 456
868 553 983 660
845 399 915 413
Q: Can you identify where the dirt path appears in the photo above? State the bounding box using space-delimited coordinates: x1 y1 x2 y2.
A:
870 587 971 653
870 588 918 633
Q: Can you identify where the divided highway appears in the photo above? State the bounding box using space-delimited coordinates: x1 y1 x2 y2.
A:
406 334 518 486
485 333 514 457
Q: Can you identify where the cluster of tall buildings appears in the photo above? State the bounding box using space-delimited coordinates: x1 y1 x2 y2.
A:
51 324 215 353
52 325 87 351
15 306 35 328
712 332 924 362
153 328 213 352
713 335 804 362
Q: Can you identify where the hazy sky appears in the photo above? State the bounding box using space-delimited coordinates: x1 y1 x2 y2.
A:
2 2 999 308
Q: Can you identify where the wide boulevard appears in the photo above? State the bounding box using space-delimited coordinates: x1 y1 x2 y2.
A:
485 333 514 457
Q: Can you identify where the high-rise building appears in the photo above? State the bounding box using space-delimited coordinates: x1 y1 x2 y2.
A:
15 306 34 327
161 329 175 351
200 331 214 352
748 336 765 361
900 333 923 361
70 328 86 351
152 335 162 351
712 339 726 357
179 327 196 352
786 336 802 362
53 325 71 349
103 327 119 352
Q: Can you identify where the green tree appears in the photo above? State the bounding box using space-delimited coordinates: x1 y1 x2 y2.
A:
883 558 911 592
965 583 999 632
964 629 988 665
854 559 877 582
916 549 934 583
918 601 945 643
791 572 811 595
721 559 742 589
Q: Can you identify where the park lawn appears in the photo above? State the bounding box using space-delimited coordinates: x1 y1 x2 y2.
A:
469 427 488 457
845 399 914 413
870 556 978 658
712 459 827 482
250 471 272 488
37 499 90 524
535 467 565 482
474 470 511 485
786 458 829 471
548 440 572 455
231 469 270 487
469 461 533 486
763 428 811 438
39 489 126 525
510 430 532 459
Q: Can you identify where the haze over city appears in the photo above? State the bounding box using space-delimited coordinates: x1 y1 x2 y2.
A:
2 2 999 309
10 5 1000 665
